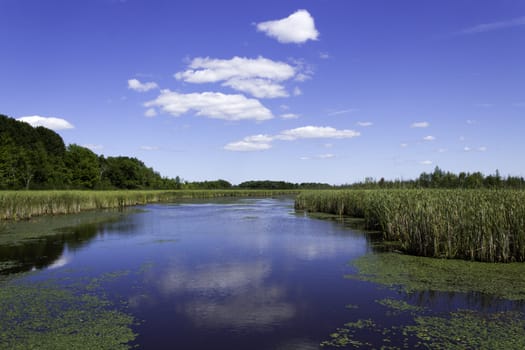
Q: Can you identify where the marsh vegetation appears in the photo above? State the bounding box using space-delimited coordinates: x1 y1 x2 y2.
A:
296 189 525 262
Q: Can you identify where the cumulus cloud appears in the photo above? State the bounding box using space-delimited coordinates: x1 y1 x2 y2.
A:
411 121 429 128
224 141 272 152
423 135 436 141
17 115 74 130
278 126 360 140
225 126 360 152
256 9 319 44
128 78 159 92
145 90 273 121
175 56 299 98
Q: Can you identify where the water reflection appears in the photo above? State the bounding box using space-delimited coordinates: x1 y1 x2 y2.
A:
0 210 135 274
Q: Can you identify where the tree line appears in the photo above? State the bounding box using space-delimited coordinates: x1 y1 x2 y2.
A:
346 167 525 189
2 114 523 191
0 114 181 190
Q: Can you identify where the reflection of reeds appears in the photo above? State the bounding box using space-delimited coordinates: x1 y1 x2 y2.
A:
0 190 298 221
295 189 525 262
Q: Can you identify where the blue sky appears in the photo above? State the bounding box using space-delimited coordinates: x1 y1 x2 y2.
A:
1 0 524 184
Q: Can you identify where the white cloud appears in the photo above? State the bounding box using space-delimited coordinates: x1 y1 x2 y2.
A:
293 87 302 96
144 108 157 117
319 52 330 59
140 146 159 151
128 78 158 92
225 126 360 152
17 115 74 130
224 141 272 152
466 119 476 124
423 135 436 141
437 148 447 153
244 134 274 143
411 121 429 128
224 78 288 98
256 9 320 44
420 160 433 165
464 146 472 152
278 126 360 140
174 56 299 98
327 108 359 116
280 113 300 119
478 146 487 152
357 121 373 127
317 153 335 159
145 90 273 121
400 143 408 148
460 16 525 34
82 144 104 151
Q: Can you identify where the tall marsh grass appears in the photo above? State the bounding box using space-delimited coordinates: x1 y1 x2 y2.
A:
295 189 525 262
0 189 298 221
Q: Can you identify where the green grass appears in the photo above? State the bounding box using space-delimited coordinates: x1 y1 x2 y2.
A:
0 189 299 221
296 189 525 262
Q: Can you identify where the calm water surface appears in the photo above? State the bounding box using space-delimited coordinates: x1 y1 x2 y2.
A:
1 198 522 349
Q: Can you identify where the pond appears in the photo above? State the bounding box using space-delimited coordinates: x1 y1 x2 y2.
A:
1 197 524 349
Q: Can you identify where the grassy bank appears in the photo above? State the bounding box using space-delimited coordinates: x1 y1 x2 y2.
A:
295 189 525 262
0 189 299 221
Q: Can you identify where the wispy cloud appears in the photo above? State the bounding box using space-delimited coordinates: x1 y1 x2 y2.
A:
145 90 273 121
460 16 525 34
144 108 157 117
356 121 373 127
411 121 429 128
140 146 159 151
256 9 319 44
423 135 436 141
420 160 433 165
280 113 300 119
128 78 158 92
327 108 359 116
319 52 330 59
174 56 303 99
224 126 360 152
17 115 74 130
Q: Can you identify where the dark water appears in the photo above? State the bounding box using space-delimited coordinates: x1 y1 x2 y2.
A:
0 198 522 349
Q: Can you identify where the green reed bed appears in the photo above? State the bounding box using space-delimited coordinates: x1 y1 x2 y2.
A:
295 189 525 262
0 189 298 221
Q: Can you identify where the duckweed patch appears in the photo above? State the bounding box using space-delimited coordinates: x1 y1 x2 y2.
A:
321 298 525 349
348 252 525 300
0 281 136 350
377 298 425 315
407 310 525 350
